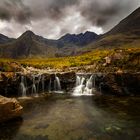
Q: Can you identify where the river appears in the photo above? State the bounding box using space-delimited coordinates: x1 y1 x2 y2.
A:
0 94 140 140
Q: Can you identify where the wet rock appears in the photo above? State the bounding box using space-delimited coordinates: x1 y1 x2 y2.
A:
0 96 23 123
57 71 76 91
100 73 140 95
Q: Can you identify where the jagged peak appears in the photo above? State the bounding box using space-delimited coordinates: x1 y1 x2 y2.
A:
22 30 35 36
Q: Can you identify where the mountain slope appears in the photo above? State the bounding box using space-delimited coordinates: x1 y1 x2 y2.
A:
0 34 14 44
85 7 140 51
0 31 58 58
0 31 98 58
107 7 140 35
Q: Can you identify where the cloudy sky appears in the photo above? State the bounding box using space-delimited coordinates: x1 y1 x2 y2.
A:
0 0 139 39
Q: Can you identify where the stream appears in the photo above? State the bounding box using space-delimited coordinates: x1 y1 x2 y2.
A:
0 94 140 140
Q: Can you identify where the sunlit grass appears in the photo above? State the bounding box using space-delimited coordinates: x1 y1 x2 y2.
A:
0 47 139 72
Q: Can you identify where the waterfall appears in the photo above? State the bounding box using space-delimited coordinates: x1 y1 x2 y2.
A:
19 76 27 97
73 74 96 96
49 78 52 92
54 74 62 91
49 74 63 93
41 75 45 93
32 75 37 95
37 74 41 93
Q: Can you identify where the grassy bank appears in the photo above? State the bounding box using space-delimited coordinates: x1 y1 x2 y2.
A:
0 48 139 72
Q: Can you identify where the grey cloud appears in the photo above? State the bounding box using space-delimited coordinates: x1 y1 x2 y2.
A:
79 0 139 30
0 0 31 24
0 0 139 38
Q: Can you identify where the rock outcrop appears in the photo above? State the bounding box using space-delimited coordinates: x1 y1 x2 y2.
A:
98 73 140 95
0 96 23 123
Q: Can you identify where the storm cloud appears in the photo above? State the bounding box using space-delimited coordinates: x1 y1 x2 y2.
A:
0 0 139 38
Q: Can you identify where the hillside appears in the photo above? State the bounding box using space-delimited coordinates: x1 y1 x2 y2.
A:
0 31 98 58
0 34 14 44
0 31 59 58
85 7 140 51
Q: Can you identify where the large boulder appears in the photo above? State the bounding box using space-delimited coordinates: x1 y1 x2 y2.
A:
0 96 23 123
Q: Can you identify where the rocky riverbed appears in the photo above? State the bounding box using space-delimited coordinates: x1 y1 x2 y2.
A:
0 69 139 97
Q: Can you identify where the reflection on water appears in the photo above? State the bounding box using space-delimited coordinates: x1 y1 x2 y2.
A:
0 94 140 140
0 118 23 140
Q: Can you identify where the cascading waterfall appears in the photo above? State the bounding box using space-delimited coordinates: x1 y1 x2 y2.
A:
54 74 62 91
32 75 37 95
19 76 27 97
48 78 52 92
55 75 61 91
41 75 45 93
49 74 63 93
37 74 41 93
73 74 96 96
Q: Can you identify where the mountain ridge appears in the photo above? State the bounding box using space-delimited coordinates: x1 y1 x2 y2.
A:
0 7 140 58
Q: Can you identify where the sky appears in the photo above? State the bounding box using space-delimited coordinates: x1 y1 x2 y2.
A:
0 0 139 39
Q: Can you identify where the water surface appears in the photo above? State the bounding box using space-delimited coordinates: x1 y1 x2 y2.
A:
0 94 140 140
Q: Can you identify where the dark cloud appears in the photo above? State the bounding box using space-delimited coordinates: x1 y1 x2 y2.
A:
0 0 139 38
79 0 139 30
0 0 31 23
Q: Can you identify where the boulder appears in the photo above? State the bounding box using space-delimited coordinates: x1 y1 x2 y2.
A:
0 96 23 123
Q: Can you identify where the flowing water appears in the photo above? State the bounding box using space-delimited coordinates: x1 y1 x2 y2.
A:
0 94 140 140
19 76 27 97
1 74 140 140
73 74 96 96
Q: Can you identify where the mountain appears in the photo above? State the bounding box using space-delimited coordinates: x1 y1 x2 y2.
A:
0 31 59 58
0 30 98 58
107 7 140 35
59 31 98 46
85 7 140 50
0 7 140 58
0 34 14 44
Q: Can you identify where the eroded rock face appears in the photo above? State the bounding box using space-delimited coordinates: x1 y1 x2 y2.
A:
57 71 76 91
99 73 140 95
0 96 23 123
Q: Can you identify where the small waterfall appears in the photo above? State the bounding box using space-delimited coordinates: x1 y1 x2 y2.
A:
41 75 45 93
37 74 41 93
19 76 27 97
54 74 62 91
32 75 37 95
49 74 63 93
49 78 52 92
73 74 96 96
